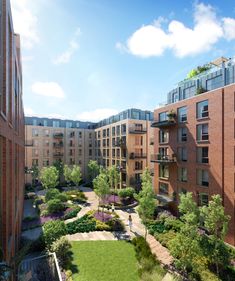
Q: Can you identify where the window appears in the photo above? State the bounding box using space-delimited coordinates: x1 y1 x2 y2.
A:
178 128 187 142
116 125 120 135
43 120 47 126
183 86 195 99
32 159 38 166
159 130 169 143
102 129 106 137
178 167 187 182
206 75 223 91
159 182 169 195
32 129 39 137
52 121 60 128
199 193 209 206
33 119 37 126
135 161 143 170
43 159 49 166
89 133 92 139
159 147 168 157
178 106 187 123
89 149 92 156
44 129 49 137
107 128 110 137
178 147 187 162
159 165 169 179
197 147 209 163
197 124 209 141
43 149 49 157
197 100 208 119
159 112 168 121
173 93 179 103
112 149 115 157
79 132 82 138
44 140 49 146
32 149 39 157
121 124 126 135
66 122 72 128
112 127 115 136
78 149 82 156
197 169 209 187
33 140 39 147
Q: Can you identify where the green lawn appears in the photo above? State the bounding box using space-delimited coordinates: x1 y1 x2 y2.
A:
70 241 139 281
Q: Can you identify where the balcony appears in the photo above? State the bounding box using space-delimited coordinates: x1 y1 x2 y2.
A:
151 118 176 128
53 152 64 157
114 138 126 147
53 142 63 148
151 154 176 163
129 153 147 159
129 125 147 134
25 140 33 147
53 133 64 138
18 253 63 281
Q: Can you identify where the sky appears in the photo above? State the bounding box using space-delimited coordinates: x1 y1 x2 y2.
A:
11 0 235 122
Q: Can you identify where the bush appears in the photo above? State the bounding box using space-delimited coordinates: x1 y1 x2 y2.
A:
56 193 68 202
106 218 124 231
45 188 60 202
63 207 81 220
132 236 153 260
65 190 87 203
47 199 65 214
147 221 166 235
43 220 67 249
66 215 96 234
50 237 71 267
155 230 176 248
164 218 183 232
118 187 135 198
65 270 73 281
95 220 111 231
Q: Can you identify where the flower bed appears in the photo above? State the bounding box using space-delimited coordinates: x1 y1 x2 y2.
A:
102 195 121 204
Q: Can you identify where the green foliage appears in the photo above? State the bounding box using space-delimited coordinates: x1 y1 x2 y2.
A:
107 165 120 190
64 165 72 183
65 270 73 281
47 199 65 214
53 160 64 180
155 231 177 248
187 64 211 79
88 160 100 181
56 193 68 202
106 217 124 231
65 190 87 203
63 207 81 220
70 165 82 187
50 237 71 267
66 215 96 234
95 220 111 231
40 166 59 189
93 171 110 203
45 188 60 202
43 220 67 249
147 221 166 235
118 187 135 198
178 192 199 224
31 164 39 186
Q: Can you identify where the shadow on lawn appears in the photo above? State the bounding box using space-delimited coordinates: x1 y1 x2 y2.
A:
68 250 79 275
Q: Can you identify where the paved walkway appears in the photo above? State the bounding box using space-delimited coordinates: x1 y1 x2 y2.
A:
72 186 173 266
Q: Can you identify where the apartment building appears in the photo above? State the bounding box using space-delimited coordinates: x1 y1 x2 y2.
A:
25 117 96 182
0 0 25 264
151 57 235 245
95 109 154 189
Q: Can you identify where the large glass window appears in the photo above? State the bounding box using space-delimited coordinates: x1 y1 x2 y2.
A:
178 147 187 162
159 182 169 195
178 167 187 182
159 165 169 179
183 86 195 99
178 107 187 123
52 121 60 128
43 120 48 126
199 193 209 206
66 122 72 128
159 112 168 121
159 130 169 143
197 100 208 119
178 128 187 142
206 75 223 91
197 124 209 141
197 169 209 187
197 147 209 163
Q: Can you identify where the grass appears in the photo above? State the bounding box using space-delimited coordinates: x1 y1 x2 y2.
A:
70 241 139 281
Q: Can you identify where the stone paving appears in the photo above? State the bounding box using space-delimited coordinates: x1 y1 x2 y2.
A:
66 231 117 241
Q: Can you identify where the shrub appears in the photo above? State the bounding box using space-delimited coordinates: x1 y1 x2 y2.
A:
50 237 71 267
132 236 153 260
65 270 73 281
155 230 176 248
95 220 111 231
47 199 65 214
43 220 67 249
56 193 68 202
164 218 183 232
106 218 124 231
63 207 81 220
65 190 87 203
45 188 60 202
147 221 166 235
118 187 135 198
66 215 96 234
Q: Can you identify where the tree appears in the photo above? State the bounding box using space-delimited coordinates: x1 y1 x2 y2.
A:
200 194 231 274
107 165 120 200
70 165 82 188
31 164 39 187
88 160 100 182
64 165 72 184
53 160 64 183
136 168 155 239
93 171 110 217
178 192 200 224
50 237 71 267
40 166 59 189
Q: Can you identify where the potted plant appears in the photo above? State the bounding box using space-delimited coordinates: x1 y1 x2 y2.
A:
167 110 176 120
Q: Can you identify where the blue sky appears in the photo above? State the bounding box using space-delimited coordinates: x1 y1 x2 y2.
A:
11 0 235 121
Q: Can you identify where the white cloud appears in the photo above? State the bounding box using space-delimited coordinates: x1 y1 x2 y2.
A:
32 82 65 98
11 0 39 49
76 108 119 122
118 2 235 58
24 106 34 116
53 28 81 64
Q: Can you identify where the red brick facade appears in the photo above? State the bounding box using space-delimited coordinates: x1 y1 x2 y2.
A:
0 0 24 263
153 83 235 245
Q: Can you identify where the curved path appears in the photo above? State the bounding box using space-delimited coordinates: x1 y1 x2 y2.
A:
69 185 173 266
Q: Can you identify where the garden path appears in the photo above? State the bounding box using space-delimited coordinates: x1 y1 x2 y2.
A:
76 185 173 266
66 231 117 241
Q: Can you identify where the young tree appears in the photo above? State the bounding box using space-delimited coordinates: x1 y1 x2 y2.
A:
88 160 100 181
200 194 231 274
31 164 39 187
40 166 59 189
53 160 64 183
70 165 82 188
64 165 72 184
136 168 155 239
93 171 110 217
108 165 120 192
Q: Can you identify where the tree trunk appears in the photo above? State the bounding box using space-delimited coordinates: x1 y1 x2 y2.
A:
145 226 148 240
